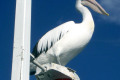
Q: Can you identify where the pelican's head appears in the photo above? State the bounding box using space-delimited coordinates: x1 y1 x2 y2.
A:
80 0 109 16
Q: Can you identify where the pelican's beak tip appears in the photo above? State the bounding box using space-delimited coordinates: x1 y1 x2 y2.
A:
106 13 109 16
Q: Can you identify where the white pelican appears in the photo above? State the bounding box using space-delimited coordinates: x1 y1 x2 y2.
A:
30 0 109 75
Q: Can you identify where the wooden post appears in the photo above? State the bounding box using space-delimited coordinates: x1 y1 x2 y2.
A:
11 0 31 80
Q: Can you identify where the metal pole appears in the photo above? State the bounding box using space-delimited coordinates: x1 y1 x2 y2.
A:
11 0 31 80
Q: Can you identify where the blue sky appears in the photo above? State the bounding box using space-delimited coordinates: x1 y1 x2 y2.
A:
0 0 120 80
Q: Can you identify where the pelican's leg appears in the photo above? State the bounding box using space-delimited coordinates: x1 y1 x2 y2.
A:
53 52 61 65
56 56 61 65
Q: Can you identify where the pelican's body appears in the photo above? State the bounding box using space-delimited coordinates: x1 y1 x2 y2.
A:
34 20 94 65
30 0 108 75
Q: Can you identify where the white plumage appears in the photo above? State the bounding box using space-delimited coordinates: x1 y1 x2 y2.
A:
30 0 109 75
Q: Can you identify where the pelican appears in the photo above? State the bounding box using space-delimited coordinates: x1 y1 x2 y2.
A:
30 0 109 75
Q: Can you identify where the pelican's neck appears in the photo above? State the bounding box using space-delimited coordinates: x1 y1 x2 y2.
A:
76 1 94 29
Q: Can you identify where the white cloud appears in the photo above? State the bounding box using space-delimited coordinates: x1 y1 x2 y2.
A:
99 0 120 25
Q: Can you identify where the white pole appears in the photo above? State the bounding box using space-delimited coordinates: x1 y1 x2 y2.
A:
11 0 31 80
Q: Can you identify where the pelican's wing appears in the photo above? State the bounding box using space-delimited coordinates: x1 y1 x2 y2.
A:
32 21 75 58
